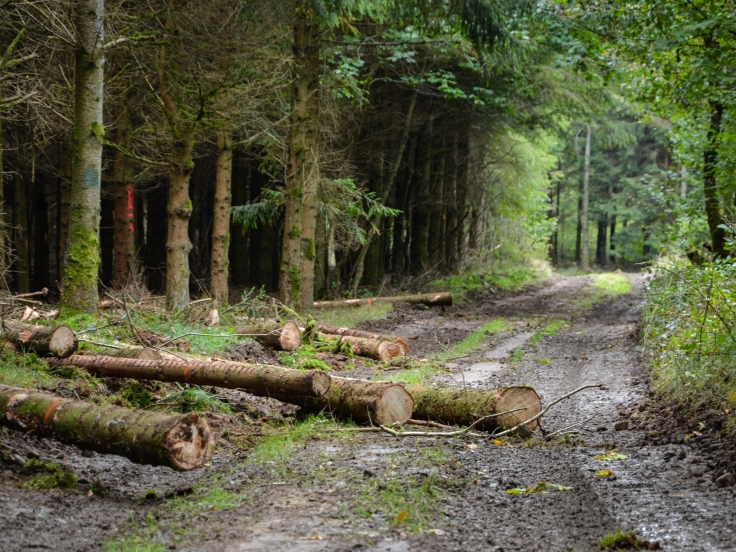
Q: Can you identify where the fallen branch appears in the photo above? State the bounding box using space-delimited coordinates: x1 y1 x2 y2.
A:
313 292 452 309
13 288 49 300
491 384 604 438
0 384 214 470
545 414 600 440
378 407 529 438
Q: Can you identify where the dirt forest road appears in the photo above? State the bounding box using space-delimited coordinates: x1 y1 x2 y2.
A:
2 273 736 551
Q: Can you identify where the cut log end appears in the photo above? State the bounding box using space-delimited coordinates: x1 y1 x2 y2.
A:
310 370 332 397
279 321 302 351
495 386 542 433
375 384 414 425
376 340 404 361
48 326 78 358
164 413 215 470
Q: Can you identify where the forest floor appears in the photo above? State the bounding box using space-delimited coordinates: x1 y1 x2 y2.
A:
2 273 736 551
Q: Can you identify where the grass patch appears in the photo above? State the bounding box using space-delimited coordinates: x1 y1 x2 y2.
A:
529 320 567 344
315 302 393 329
577 272 631 308
24 459 77 490
248 416 323 464
431 319 507 363
106 513 166 552
0 351 63 389
378 361 442 386
599 529 652 550
509 349 524 364
162 387 231 413
353 475 444 533
168 486 243 514
418 447 448 465
430 263 549 303
532 357 551 365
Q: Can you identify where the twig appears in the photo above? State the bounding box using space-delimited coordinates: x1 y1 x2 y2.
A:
13 288 48 299
378 407 529 438
405 419 455 430
78 339 124 349
12 297 42 305
490 384 604 438
545 414 599 439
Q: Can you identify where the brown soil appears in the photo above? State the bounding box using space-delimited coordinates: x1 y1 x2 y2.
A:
1 273 735 551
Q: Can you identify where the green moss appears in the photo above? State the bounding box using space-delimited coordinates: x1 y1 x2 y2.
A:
120 380 154 408
598 529 649 550
183 199 193 211
24 459 77 490
290 225 302 238
302 238 315 261
91 121 105 142
287 266 301 303
61 224 100 314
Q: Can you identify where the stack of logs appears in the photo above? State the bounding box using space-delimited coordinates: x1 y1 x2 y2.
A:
0 297 542 472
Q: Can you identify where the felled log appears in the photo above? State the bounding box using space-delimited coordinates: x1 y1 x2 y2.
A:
271 377 413 425
1 323 78 358
84 347 162 360
236 320 301 351
316 323 409 352
47 355 330 398
313 292 452 310
318 333 404 362
0 384 214 470
405 385 542 435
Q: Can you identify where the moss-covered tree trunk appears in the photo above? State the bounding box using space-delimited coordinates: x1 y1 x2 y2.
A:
210 131 232 304
61 0 105 315
406 385 542 434
271 377 413 425
48 355 331 398
0 113 6 289
160 4 194 310
111 91 136 289
279 2 320 311
0 385 214 470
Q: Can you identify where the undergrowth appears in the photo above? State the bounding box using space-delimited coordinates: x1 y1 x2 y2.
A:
430 261 549 303
644 259 736 431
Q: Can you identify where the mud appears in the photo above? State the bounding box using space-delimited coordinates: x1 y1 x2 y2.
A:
2 273 736 551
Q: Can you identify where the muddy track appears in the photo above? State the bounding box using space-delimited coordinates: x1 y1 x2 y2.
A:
2 274 735 551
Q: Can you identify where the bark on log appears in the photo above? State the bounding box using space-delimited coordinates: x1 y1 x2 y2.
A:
313 292 452 309
47 355 330 398
236 320 301 351
1 323 78 358
405 385 542 435
84 347 162 360
0 385 214 470
318 333 404 362
271 377 413 425
316 323 409 352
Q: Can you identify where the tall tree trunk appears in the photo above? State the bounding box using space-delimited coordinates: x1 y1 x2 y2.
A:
160 5 194 310
575 178 582 264
680 165 687 199
445 135 459 272
12 173 29 293
410 117 433 272
279 3 320 311
428 140 445 268
111 95 136 288
704 101 726 257
0 113 6 289
609 215 616 264
210 131 232 304
61 0 105 315
581 124 591 271
58 141 72 280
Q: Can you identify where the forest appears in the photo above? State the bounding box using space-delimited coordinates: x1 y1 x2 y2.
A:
1 1 736 551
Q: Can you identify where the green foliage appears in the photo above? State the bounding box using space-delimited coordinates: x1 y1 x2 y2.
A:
431 263 548 303
643 259 736 429
278 344 331 371
0 351 61 389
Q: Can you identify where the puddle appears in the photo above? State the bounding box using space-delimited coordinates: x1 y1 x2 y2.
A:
459 331 535 383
